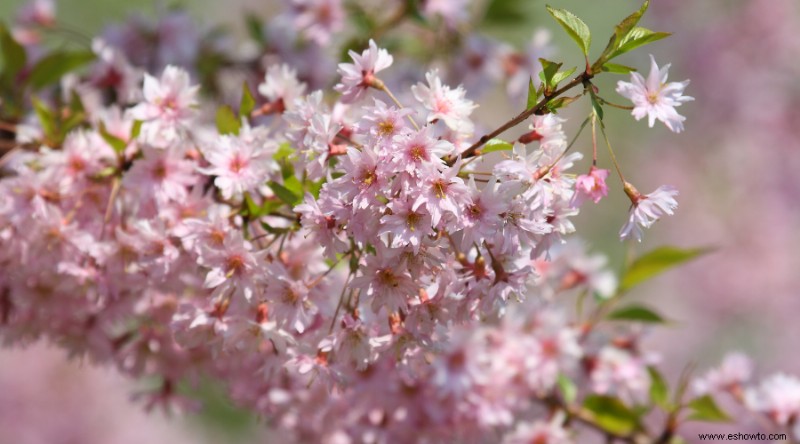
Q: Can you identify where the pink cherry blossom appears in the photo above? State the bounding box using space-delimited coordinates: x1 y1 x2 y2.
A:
616 55 694 133
570 166 610 207
334 39 393 103
129 65 199 145
620 184 679 242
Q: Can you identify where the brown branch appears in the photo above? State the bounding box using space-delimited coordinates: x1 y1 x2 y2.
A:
450 71 594 166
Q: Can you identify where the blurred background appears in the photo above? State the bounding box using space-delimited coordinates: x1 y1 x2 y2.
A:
1 0 798 442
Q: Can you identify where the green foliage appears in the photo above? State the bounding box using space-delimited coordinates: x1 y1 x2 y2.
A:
546 5 591 56
538 59 576 96
484 0 529 25
239 81 256 117
608 27 671 60
0 23 26 86
600 63 637 74
608 304 666 323
268 180 302 206
620 246 710 292
647 367 670 409
583 395 641 435
481 139 513 153
593 1 670 72
27 51 95 90
31 97 56 141
244 14 265 45
130 120 143 140
526 77 539 110
216 105 240 135
98 121 127 154
687 395 731 422
557 374 577 404
590 91 604 121
274 142 295 162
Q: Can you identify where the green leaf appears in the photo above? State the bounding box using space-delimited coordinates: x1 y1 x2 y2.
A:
545 95 581 113
481 138 513 153
27 51 95 90
0 24 27 85
244 14 265 45
31 97 56 139
538 58 563 94
608 304 666 323
608 27 671 60
283 174 304 198
601 63 637 74
526 77 538 110
484 0 528 25
647 367 670 409
215 105 240 135
583 395 641 435
243 193 262 217
239 81 256 117
268 181 301 206
551 66 577 87
687 395 731 422
274 142 295 162
590 91 604 121
557 374 577 404
98 121 127 154
546 5 592 56
130 120 143 140
307 178 324 199
594 0 652 68
620 246 711 292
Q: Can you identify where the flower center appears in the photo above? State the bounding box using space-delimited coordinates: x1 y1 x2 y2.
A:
409 145 426 161
406 212 421 231
229 155 247 174
226 255 246 276
432 180 448 199
360 169 377 187
377 268 399 288
377 120 395 136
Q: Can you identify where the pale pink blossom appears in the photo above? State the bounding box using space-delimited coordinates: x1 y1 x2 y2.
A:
199 133 274 200
619 184 679 242
694 352 754 395
129 66 199 145
745 374 800 425
616 55 694 133
335 39 393 103
257 63 307 112
412 70 477 134
570 166 610 207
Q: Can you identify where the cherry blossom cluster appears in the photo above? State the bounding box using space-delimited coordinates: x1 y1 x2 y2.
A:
2 0 786 443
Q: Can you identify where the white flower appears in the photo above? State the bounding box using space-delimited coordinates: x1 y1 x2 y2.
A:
616 55 693 133
620 184 679 242
745 373 800 425
411 69 476 134
129 65 199 145
198 131 276 200
334 39 393 103
694 352 753 395
257 64 307 112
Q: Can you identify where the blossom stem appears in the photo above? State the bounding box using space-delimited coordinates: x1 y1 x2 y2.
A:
598 120 626 184
591 113 598 167
101 177 121 239
378 83 420 130
595 95 634 111
329 271 353 334
453 71 594 165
